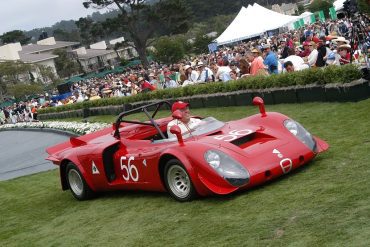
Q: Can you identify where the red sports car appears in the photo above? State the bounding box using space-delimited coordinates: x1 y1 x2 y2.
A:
46 98 329 201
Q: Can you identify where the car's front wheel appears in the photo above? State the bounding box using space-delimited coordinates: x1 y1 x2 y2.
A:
164 159 196 202
66 162 95 200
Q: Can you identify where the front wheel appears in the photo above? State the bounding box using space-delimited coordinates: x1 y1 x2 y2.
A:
164 159 196 202
66 162 95 200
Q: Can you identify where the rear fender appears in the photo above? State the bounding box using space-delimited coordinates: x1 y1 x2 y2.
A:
60 156 97 192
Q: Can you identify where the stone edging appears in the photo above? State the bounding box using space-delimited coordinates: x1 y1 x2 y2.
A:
0 127 79 137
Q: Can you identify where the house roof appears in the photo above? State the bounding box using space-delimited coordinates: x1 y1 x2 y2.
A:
20 41 80 54
19 53 58 63
77 49 117 60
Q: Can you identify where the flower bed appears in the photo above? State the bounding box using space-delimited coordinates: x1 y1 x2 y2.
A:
0 121 110 135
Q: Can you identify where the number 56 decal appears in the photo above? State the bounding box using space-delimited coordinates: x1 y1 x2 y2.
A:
120 156 139 182
214 129 253 142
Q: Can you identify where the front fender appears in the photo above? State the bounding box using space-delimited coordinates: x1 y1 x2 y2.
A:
161 146 239 196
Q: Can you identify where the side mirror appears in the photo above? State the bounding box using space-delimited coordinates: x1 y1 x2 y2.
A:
170 125 184 146
252 96 266 117
172 110 183 120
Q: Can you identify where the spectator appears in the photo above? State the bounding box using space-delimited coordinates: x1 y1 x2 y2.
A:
262 45 279 74
164 74 178 88
197 62 214 83
306 41 318 67
284 61 295 73
246 51 267 76
315 39 328 67
182 65 199 86
138 77 156 92
283 48 309 71
338 44 351 65
238 58 250 77
229 70 239 80
210 62 231 82
300 41 311 58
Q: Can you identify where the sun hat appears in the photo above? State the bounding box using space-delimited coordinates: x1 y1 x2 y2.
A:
332 37 350 44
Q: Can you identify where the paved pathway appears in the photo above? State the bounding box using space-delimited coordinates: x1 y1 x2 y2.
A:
0 130 70 181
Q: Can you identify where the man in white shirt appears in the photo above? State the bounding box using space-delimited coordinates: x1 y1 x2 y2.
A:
197 62 214 83
167 101 202 139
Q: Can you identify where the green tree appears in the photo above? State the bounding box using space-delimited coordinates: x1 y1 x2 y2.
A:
52 49 81 78
82 0 192 68
297 4 305 15
75 17 98 45
0 30 31 45
0 61 33 101
154 36 186 64
192 33 213 54
357 0 370 14
7 84 43 100
53 29 81 42
308 0 334 18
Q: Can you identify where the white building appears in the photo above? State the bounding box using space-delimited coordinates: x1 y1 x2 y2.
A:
272 3 298 16
0 37 80 82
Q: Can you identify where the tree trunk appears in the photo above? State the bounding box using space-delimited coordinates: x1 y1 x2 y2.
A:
135 44 149 68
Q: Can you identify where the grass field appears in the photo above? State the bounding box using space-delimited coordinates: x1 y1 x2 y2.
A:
1 99 370 246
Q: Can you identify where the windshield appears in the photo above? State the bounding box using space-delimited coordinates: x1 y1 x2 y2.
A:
187 117 225 137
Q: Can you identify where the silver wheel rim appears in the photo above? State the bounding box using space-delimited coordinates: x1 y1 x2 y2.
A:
167 165 191 199
68 169 83 196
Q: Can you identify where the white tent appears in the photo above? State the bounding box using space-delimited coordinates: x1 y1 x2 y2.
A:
334 0 346 11
215 3 300 45
299 11 313 24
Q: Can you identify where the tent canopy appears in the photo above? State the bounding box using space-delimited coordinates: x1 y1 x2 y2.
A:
215 3 300 45
333 0 345 11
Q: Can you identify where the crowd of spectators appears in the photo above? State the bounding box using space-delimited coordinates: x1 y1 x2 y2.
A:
1 15 369 123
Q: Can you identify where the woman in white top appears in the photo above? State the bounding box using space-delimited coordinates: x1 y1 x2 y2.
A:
306 41 318 67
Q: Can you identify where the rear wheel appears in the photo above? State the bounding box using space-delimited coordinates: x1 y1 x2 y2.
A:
164 159 196 202
66 163 95 200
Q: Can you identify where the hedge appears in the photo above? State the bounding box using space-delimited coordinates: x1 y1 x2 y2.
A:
39 64 363 114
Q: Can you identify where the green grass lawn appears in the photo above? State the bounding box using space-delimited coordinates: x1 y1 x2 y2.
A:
1 99 370 246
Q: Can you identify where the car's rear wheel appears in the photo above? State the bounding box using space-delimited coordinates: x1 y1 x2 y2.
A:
66 162 95 200
164 159 196 202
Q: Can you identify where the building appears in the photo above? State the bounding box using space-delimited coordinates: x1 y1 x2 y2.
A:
74 38 139 73
0 37 80 82
272 3 298 16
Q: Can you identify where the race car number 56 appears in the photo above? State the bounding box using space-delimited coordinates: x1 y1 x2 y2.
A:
120 156 139 182
214 129 253 142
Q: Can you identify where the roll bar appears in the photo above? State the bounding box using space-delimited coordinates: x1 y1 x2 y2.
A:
113 101 172 139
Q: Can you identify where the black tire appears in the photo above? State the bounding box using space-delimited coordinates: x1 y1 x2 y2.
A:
66 162 95 200
164 159 196 202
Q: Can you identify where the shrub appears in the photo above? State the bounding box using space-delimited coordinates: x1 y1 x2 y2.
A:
39 64 363 114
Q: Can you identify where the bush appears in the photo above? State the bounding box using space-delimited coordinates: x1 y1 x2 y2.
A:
39 64 363 114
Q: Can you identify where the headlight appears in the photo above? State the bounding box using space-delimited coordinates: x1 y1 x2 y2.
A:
284 119 316 151
204 150 250 187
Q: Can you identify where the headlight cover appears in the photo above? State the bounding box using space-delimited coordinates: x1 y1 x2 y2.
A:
284 119 316 151
204 150 250 187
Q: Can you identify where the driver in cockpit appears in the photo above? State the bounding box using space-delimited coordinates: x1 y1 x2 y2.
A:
167 101 202 139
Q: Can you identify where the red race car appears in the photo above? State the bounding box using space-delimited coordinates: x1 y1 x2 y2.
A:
46 98 329 201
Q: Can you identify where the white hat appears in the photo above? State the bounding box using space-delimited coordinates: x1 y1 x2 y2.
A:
338 44 351 50
332 37 349 45
197 61 204 67
184 65 191 71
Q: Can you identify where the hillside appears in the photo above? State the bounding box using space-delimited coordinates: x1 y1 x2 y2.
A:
24 0 297 41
